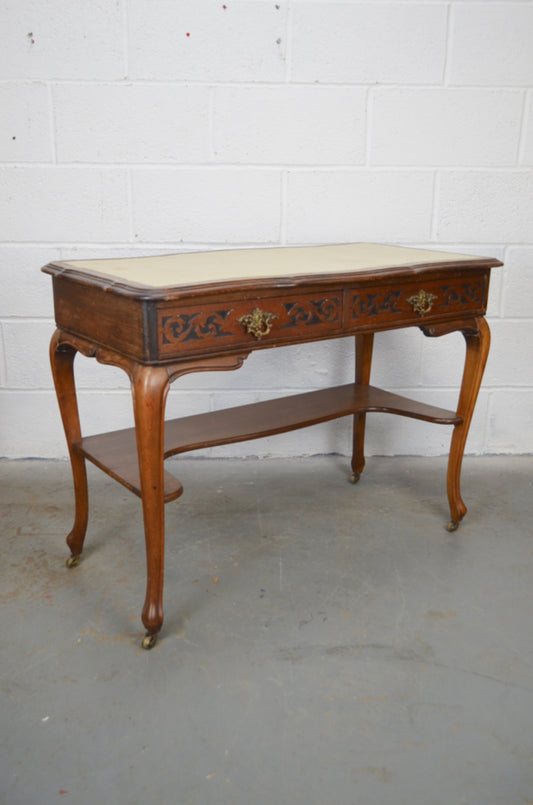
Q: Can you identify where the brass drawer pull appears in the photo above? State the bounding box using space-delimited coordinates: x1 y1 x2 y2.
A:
237 308 278 339
407 289 437 317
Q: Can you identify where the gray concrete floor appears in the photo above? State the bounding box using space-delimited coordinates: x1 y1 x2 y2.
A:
0 455 532 805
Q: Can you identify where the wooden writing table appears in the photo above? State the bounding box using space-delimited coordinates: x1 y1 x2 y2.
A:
43 243 501 649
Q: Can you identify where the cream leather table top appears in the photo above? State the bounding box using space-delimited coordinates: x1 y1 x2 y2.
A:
61 243 477 290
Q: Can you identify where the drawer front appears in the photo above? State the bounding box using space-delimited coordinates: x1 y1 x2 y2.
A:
346 274 488 331
157 292 343 358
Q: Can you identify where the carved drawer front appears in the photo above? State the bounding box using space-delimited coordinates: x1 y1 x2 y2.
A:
157 292 343 357
347 274 488 330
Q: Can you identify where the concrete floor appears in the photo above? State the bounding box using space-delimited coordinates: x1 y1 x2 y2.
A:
0 454 532 805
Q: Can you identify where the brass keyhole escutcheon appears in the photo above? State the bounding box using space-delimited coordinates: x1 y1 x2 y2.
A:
407 289 438 317
237 308 278 339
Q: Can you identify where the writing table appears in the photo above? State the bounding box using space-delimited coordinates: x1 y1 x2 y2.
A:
43 243 501 649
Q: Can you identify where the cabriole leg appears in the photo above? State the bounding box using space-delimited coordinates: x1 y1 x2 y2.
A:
131 364 171 649
350 332 374 483
446 317 491 530
49 330 89 565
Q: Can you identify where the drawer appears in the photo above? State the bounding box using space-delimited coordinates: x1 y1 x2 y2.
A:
157 291 343 358
346 273 488 331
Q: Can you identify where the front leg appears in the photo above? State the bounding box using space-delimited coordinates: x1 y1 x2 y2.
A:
49 330 89 565
446 317 491 530
421 317 491 530
131 364 171 649
350 332 374 483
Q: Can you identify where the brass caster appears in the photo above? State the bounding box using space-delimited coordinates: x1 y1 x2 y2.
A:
349 473 360 484
142 633 158 651
446 520 459 532
66 555 80 568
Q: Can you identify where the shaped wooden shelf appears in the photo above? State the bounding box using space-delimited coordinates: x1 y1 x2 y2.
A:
75 383 461 501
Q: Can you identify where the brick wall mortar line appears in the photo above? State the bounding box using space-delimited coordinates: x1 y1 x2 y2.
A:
126 169 134 243
47 82 57 165
431 171 441 242
285 1 294 84
122 0 129 80
4 164 533 173
443 2 453 88
517 90 531 164
364 87 373 167
208 85 216 163
3 78 530 91
280 170 288 245
1 241 528 250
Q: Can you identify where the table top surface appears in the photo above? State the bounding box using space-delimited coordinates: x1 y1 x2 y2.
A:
45 243 499 292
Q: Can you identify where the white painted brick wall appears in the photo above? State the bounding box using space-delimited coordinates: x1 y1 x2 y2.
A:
286 170 435 242
127 1 288 82
1 0 532 459
0 83 52 162
448 4 533 86
503 248 533 316
212 86 367 165
436 171 533 242
131 169 282 243
0 325 5 389
1 1 125 80
54 84 212 164
0 167 130 242
370 89 523 166
290 4 448 84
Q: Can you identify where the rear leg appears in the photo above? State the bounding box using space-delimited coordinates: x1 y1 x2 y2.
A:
351 333 374 483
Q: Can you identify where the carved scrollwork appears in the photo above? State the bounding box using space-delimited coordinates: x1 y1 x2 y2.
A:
351 290 402 319
439 282 484 307
281 298 340 328
161 310 233 345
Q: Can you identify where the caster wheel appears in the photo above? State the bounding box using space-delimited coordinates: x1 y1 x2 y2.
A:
349 473 360 484
66 555 80 568
446 520 459 532
142 633 158 650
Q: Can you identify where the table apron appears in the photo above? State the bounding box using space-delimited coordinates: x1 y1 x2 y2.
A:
153 273 488 362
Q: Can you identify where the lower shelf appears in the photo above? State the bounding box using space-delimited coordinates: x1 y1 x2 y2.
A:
75 383 461 501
